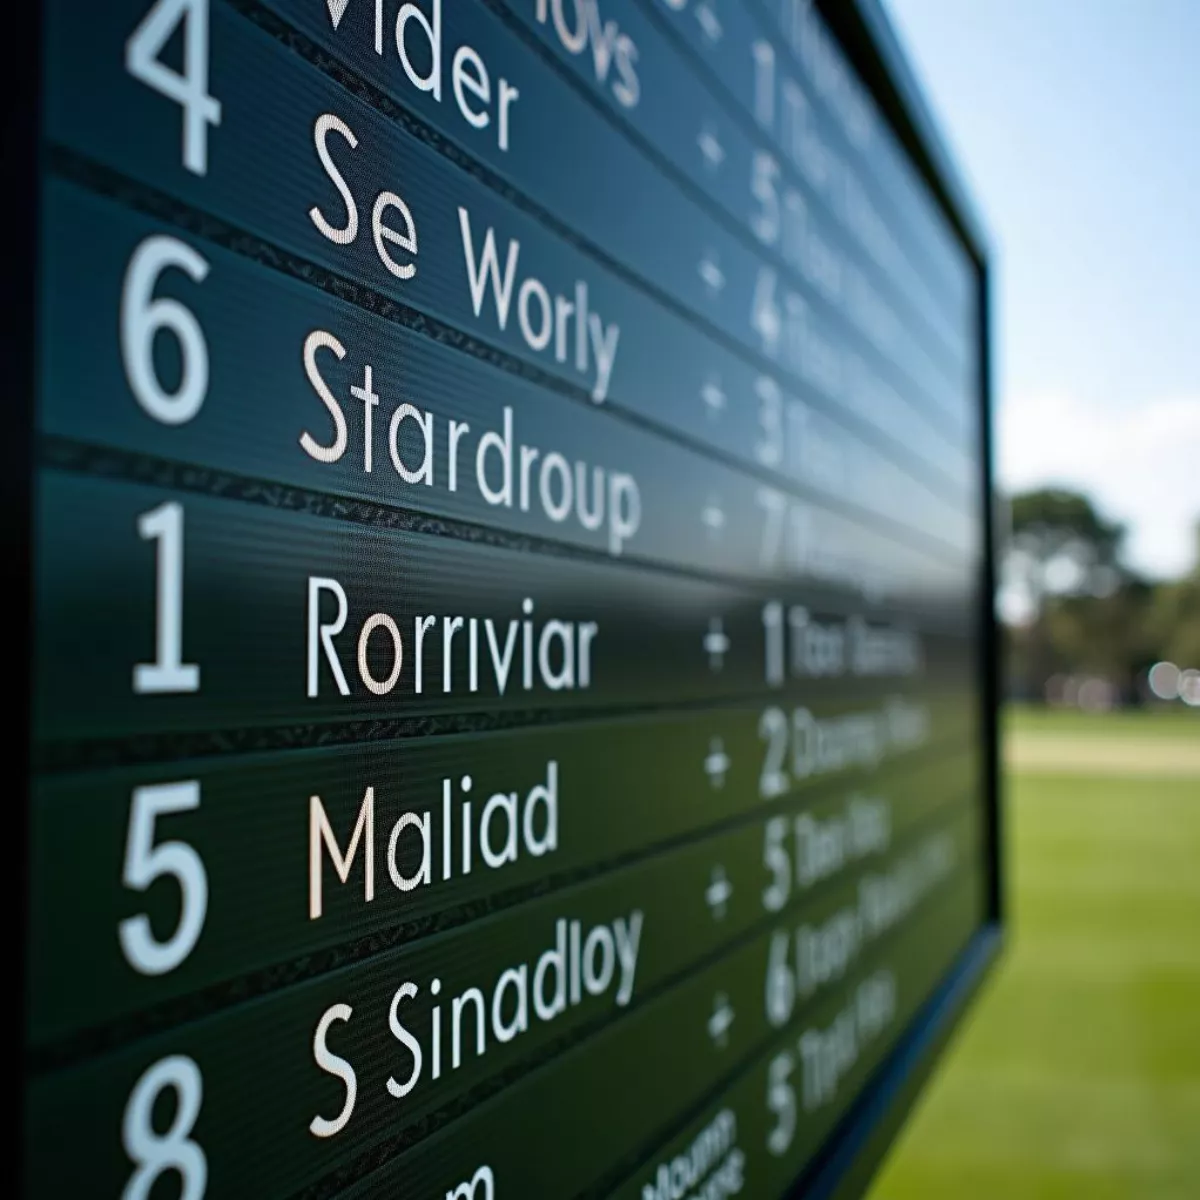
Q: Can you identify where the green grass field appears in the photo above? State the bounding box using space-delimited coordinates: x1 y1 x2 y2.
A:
869 706 1200 1200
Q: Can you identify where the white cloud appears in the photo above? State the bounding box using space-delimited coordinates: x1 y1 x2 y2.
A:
999 391 1200 579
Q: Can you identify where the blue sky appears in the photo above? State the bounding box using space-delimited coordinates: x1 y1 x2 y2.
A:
886 0 1200 579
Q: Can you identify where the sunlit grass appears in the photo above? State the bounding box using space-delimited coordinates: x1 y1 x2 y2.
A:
869 709 1200 1200
1006 703 1198 739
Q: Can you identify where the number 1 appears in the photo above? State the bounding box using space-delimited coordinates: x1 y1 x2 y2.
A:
134 502 200 694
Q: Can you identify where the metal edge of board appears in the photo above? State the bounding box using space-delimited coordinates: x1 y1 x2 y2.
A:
823 0 992 266
796 922 1003 1200
786 3 1004 1195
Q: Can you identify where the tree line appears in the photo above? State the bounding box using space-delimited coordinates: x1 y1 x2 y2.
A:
1003 488 1200 702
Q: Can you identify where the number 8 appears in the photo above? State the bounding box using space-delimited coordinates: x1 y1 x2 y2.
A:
123 1056 207 1200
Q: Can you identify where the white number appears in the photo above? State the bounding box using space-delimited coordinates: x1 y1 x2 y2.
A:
783 288 807 371
766 1051 796 1156
119 782 208 975
751 267 782 357
755 375 783 469
751 38 776 130
787 399 810 480
765 930 796 1028
759 706 790 799
781 78 812 180
750 151 780 246
789 502 813 573
123 1055 207 1200
791 706 815 782
762 600 785 687
756 488 816 575
126 0 222 175
121 236 210 426
780 185 807 271
135 502 200 694
762 817 790 913
756 485 786 569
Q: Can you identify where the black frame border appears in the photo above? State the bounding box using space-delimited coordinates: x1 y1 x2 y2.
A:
8 0 43 1194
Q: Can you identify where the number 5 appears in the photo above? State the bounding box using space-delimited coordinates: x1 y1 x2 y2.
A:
766 1052 796 1157
119 782 208 975
762 817 791 913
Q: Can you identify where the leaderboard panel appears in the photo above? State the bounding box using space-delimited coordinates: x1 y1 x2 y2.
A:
499 0 976 451
18 1 999 1199
43 0 980 549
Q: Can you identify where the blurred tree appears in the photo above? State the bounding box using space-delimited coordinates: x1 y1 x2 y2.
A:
1148 582 1200 669
1146 522 1200 670
1045 581 1156 693
1005 488 1129 696
1008 488 1127 604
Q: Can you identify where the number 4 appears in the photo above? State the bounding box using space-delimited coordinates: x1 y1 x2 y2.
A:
126 0 222 176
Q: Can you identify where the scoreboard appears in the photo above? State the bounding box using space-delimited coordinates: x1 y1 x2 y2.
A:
13 0 1001 1197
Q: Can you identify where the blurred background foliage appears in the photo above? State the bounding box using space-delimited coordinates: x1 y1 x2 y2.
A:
1002 486 1200 706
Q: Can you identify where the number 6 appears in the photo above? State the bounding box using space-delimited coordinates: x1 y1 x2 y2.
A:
119 782 208 976
121 236 210 426
765 930 796 1028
